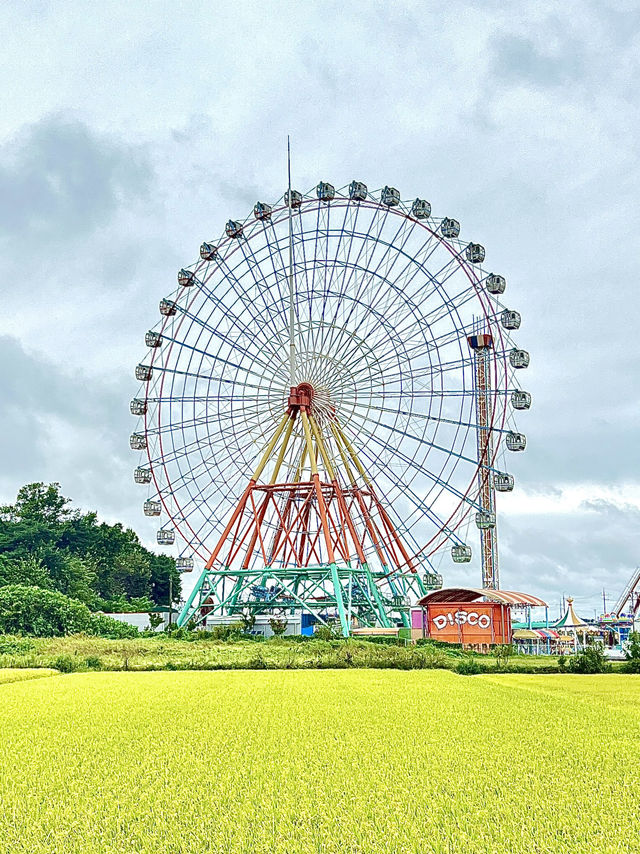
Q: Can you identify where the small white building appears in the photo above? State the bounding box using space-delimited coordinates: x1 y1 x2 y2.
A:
203 613 303 637
104 611 173 632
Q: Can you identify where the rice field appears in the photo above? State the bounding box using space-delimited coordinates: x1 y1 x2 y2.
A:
0 667 58 684
0 670 638 854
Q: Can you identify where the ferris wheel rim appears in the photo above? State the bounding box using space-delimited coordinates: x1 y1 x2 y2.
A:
133 184 526 563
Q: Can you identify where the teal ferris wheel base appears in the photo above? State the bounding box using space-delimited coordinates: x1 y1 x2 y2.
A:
177 562 428 637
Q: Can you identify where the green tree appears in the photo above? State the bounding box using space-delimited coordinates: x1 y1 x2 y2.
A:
149 554 180 605
0 554 52 589
1 482 74 524
623 631 640 674
0 482 181 610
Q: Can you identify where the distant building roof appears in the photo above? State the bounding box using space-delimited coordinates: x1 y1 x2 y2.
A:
416 587 547 607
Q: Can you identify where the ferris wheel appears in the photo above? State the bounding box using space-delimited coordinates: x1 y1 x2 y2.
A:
130 178 530 635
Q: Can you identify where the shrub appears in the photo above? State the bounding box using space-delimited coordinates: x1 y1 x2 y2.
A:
85 656 103 670
0 585 139 638
455 657 484 676
90 614 139 639
567 645 610 674
0 585 94 636
52 654 81 673
417 648 449 669
0 636 35 655
622 631 640 674
314 624 339 641
208 624 244 641
493 644 516 670
269 617 288 636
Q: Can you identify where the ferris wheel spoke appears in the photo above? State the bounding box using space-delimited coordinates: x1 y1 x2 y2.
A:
353 353 478 391
148 409 267 445
148 424 260 473
316 202 360 354
346 406 498 474
165 304 280 377
320 208 393 355
153 337 284 388
236 236 293 348
342 417 483 511
347 399 509 435
350 428 481 526
184 270 283 364
145 394 273 405
157 450 247 504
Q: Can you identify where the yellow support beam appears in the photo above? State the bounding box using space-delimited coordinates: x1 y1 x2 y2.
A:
294 443 308 482
329 422 357 485
251 412 291 482
309 415 337 481
300 410 319 476
332 418 372 486
269 415 295 485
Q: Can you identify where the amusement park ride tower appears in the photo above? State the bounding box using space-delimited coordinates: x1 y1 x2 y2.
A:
130 168 530 635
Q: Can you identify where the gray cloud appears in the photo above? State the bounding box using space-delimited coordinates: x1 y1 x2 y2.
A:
491 34 585 88
0 335 138 523
0 115 151 242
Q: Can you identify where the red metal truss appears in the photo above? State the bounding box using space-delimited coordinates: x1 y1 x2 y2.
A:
204 385 419 575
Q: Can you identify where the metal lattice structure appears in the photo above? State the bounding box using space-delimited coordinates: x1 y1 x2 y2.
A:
130 180 530 635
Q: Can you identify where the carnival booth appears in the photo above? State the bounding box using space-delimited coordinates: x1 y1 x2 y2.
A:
554 597 604 649
411 587 547 650
597 613 634 648
512 628 574 655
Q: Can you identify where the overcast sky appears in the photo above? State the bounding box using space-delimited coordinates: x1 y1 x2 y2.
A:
1 1 638 618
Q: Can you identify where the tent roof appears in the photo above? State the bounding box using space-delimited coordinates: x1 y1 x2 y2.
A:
417 587 547 607
513 628 561 640
554 597 594 630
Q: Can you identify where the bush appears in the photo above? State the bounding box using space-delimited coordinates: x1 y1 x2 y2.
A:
455 657 484 676
622 631 640 674
52 654 81 673
0 585 139 638
567 645 610 674
493 644 516 670
0 585 94 636
0 636 35 655
90 614 139 639
208 624 244 641
85 656 103 670
248 652 268 669
269 617 288 636
314 624 339 641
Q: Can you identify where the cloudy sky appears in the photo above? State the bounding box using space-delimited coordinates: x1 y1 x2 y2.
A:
1 1 638 618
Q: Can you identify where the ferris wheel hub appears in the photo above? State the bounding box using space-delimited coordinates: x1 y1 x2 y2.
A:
287 382 314 412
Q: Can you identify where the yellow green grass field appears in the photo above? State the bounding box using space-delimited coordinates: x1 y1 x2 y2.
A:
0 671 638 854
0 667 58 684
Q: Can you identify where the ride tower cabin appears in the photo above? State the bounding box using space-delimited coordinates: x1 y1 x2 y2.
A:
467 332 500 590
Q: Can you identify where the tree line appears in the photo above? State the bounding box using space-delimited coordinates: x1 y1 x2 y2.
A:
0 482 181 612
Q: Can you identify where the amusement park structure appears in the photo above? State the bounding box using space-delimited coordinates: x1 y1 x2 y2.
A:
614 567 640 617
130 168 530 635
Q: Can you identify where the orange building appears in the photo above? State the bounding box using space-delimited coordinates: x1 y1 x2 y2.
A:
411 587 547 648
